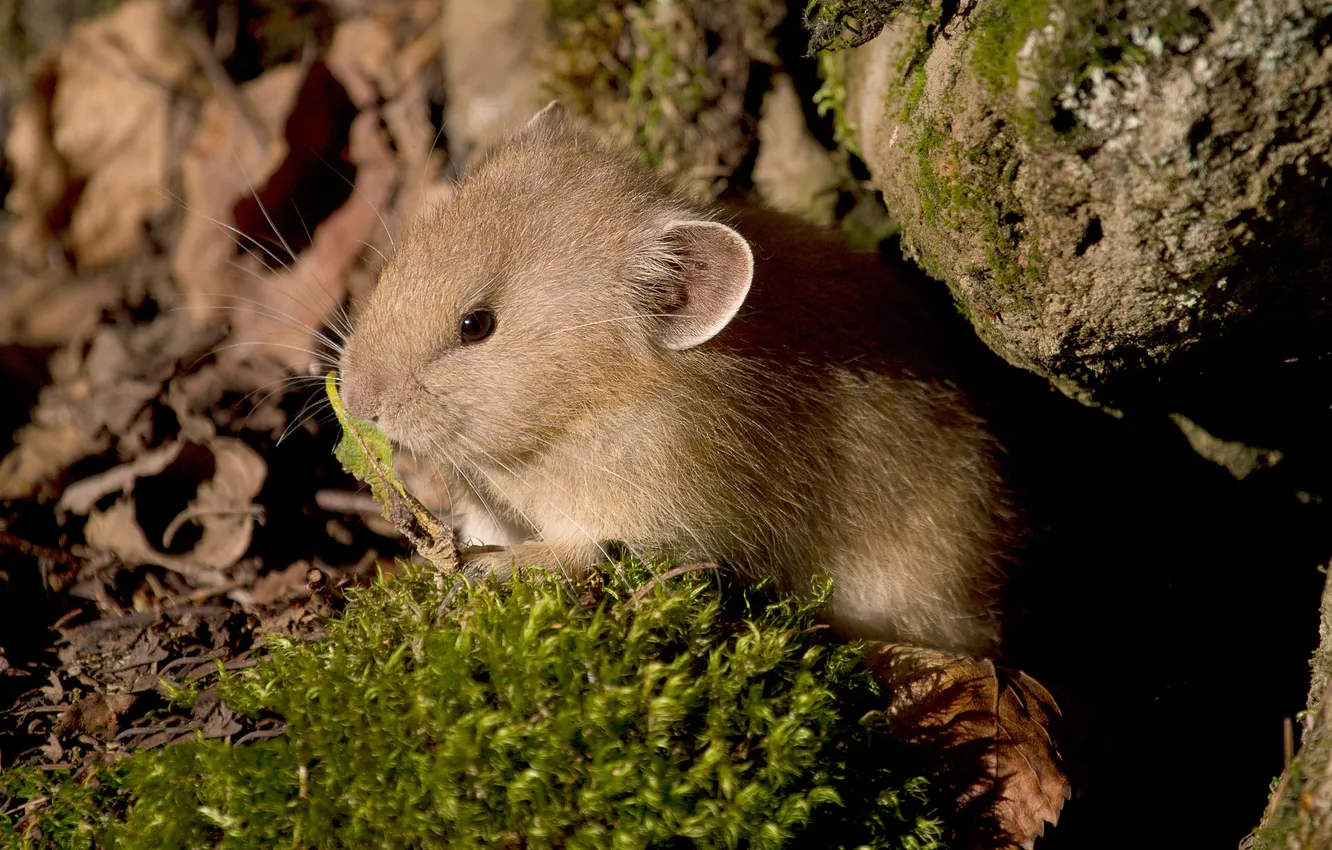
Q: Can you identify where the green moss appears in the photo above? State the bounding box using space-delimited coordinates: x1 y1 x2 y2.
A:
803 0 934 53
968 0 1053 95
813 51 863 159
0 764 131 849
2 563 946 849
904 79 1040 316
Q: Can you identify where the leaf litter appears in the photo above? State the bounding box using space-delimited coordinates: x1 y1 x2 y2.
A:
0 1 1065 846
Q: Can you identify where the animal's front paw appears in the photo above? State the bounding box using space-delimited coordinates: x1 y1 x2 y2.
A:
460 541 600 582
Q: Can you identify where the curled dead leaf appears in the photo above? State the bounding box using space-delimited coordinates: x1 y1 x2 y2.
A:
51 0 197 266
865 643 1071 849
54 692 137 739
56 442 184 516
82 437 266 583
0 311 221 500
3 85 68 268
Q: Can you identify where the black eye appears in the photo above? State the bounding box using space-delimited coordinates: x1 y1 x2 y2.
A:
459 309 496 343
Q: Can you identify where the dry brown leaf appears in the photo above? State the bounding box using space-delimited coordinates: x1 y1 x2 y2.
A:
82 436 265 583
223 101 395 372
3 83 68 269
231 560 312 607
171 41 399 376
0 271 124 347
54 692 137 739
50 0 196 266
865 643 1070 849
0 311 220 500
55 442 184 516
331 14 445 240
171 63 302 319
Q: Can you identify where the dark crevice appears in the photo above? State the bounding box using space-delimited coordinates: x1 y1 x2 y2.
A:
1188 116 1213 157
133 442 217 555
1074 217 1103 255
1051 106 1077 134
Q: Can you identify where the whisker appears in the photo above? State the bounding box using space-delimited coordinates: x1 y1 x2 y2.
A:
280 395 334 444
199 340 340 370
311 148 397 253
202 299 345 356
232 152 302 267
164 189 294 273
548 314 682 336
281 201 357 343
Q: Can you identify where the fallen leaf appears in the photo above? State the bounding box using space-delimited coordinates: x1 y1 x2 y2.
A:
326 371 456 571
2 72 68 269
865 644 1070 849
0 311 222 500
54 692 137 739
230 560 311 607
56 442 184 516
0 271 125 347
51 0 197 266
171 63 302 323
83 437 266 582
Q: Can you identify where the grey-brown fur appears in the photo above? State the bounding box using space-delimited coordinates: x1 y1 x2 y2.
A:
339 104 1017 655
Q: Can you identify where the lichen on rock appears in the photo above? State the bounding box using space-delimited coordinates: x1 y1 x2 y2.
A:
840 0 1332 400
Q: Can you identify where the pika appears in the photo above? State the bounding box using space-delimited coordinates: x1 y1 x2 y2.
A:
338 103 1018 656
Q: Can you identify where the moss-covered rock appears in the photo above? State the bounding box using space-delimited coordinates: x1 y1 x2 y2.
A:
838 0 1332 401
541 0 785 200
1 563 945 849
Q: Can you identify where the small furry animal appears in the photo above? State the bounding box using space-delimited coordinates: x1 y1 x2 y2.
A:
338 102 1019 655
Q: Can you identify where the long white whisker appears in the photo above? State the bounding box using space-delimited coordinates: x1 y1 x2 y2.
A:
359 240 389 266
310 148 396 253
281 395 334 444
202 299 345 356
163 189 294 273
233 152 302 267
281 200 357 343
236 372 329 410
202 340 340 369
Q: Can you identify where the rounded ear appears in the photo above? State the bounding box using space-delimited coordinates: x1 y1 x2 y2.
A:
525 100 567 132
651 221 754 351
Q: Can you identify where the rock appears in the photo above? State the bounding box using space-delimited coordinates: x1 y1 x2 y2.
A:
753 73 841 227
440 0 548 161
841 0 1332 400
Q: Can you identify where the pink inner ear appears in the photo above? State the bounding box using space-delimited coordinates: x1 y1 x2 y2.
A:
656 221 754 351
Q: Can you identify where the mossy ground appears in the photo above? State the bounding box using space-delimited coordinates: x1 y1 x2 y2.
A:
1 562 945 849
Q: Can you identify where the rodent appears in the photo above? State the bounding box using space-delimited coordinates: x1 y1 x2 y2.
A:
338 102 1020 656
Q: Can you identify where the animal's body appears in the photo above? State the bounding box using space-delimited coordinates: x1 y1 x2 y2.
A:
338 103 1018 655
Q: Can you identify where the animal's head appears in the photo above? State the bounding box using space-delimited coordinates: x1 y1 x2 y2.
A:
338 102 753 467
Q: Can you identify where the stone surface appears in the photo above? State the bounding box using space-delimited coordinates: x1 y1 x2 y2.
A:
843 0 1332 401
753 73 842 226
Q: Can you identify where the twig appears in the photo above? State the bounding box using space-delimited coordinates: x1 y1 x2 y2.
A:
0 532 82 568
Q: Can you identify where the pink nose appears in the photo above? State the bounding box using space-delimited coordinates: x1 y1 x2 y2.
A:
339 371 383 423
